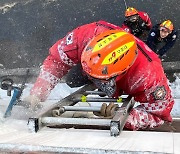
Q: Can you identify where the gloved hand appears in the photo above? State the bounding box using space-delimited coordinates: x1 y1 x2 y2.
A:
93 102 119 119
22 95 42 111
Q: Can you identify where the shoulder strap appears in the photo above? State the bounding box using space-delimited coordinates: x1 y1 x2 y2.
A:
137 44 152 62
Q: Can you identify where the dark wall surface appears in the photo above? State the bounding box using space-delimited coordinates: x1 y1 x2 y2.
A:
0 0 179 69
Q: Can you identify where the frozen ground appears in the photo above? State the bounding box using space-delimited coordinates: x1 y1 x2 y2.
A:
1 75 180 118
0 76 180 153
0 75 180 124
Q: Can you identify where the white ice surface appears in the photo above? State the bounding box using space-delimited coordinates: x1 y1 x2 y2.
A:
0 77 180 153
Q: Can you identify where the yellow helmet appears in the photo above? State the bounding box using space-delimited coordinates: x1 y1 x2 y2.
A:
160 20 174 31
81 30 138 79
125 7 138 17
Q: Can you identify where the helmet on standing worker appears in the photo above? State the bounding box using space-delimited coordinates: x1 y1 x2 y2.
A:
160 20 174 32
125 7 138 17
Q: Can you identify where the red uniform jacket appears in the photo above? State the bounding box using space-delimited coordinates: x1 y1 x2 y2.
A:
31 21 174 130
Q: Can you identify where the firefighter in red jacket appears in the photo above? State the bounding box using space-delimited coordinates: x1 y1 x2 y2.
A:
121 7 152 40
25 21 174 131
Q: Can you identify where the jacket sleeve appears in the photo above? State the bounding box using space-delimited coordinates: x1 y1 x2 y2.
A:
125 73 174 130
158 31 178 56
30 32 79 101
124 41 174 130
139 11 152 29
30 54 73 101
125 106 164 130
125 89 174 130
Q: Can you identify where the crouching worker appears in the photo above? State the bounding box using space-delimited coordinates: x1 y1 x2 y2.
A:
24 21 174 131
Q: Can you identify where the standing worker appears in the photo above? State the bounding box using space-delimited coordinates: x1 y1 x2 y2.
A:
121 7 152 40
147 20 178 58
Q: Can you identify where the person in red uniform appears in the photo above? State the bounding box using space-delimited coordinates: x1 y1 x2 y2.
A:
25 21 174 131
121 7 152 40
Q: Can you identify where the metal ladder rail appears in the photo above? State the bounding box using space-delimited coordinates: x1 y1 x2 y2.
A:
40 96 135 136
28 84 96 132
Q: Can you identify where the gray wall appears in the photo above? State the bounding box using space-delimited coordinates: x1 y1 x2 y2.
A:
0 0 179 69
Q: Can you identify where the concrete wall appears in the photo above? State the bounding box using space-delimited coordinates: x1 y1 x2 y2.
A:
0 0 179 69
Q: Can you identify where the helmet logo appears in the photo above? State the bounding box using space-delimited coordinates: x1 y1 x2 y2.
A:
93 32 127 52
102 41 135 65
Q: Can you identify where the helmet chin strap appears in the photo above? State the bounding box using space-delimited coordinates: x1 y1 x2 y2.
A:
91 77 117 97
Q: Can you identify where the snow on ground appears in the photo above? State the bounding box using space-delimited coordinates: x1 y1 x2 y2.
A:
0 83 79 122
169 75 180 117
0 76 180 153
0 75 180 121
0 75 180 135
